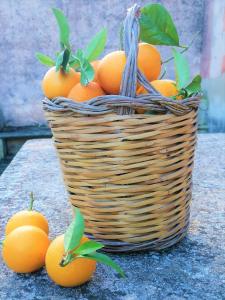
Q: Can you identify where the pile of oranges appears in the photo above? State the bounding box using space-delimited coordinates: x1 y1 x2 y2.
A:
1 194 99 287
42 42 180 104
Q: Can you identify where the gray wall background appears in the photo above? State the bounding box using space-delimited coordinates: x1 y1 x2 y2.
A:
0 0 205 127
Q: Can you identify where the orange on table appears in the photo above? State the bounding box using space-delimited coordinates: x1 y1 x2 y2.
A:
5 210 49 235
45 235 96 287
42 66 80 99
2 225 50 273
68 81 105 102
5 193 49 235
97 43 161 94
91 60 101 84
137 79 180 98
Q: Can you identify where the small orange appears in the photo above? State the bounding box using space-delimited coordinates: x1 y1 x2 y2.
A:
97 50 125 94
91 60 101 84
45 235 96 287
2 225 50 273
97 43 161 94
68 81 105 102
137 80 180 98
42 66 80 99
5 193 49 235
137 43 161 82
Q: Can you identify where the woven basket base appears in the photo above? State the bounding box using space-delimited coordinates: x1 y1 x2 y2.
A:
84 218 189 253
71 204 190 253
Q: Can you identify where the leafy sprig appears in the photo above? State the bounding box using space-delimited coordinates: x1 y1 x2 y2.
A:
84 28 107 62
36 8 107 85
172 48 201 98
52 8 70 50
72 50 95 85
60 208 125 278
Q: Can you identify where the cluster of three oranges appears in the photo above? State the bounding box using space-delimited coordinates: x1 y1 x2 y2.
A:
2 200 96 287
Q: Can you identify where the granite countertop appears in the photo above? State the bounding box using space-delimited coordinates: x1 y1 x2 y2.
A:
0 134 225 300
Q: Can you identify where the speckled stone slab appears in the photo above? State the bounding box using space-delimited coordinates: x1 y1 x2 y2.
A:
0 134 225 300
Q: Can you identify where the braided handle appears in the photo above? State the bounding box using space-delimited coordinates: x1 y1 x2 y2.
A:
120 4 158 97
118 4 159 114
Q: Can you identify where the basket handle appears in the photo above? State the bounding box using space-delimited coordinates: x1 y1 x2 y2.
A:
120 4 160 100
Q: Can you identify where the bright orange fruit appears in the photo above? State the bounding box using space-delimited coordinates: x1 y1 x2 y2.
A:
97 43 161 94
2 225 50 273
68 81 105 102
5 210 49 236
137 79 180 98
45 235 96 287
42 67 80 99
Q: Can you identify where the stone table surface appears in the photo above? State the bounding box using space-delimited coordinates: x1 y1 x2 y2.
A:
0 134 225 300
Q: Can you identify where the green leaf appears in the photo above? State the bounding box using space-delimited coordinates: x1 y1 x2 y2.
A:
139 4 179 46
61 48 71 72
75 49 94 85
55 51 64 71
84 252 125 278
36 52 55 67
185 75 202 96
74 240 104 255
65 64 70 73
80 63 94 86
172 48 190 90
64 207 85 253
55 48 71 72
52 8 70 49
69 54 79 68
84 29 107 62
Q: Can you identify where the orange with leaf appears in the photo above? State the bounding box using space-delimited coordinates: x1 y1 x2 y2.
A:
45 208 125 287
46 235 96 287
36 8 107 100
42 66 80 99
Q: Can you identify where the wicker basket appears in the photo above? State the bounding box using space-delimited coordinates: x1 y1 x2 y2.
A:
43 4 201 252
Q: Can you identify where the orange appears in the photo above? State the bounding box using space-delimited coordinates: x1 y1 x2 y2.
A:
137 43 161 82
137 79 179 98
97 43 161 94
68 81 105 102
91 60 101 84
97 51 125 94
5 210 49 236
2 225 50 273
45 235 96 287
42 67 80 99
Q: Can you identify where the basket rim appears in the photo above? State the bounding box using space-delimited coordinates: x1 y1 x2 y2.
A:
43 93 201 116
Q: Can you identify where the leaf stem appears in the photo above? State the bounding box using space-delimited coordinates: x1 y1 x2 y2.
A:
29 192 35 211
159 67 167 79
162 31 200 65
